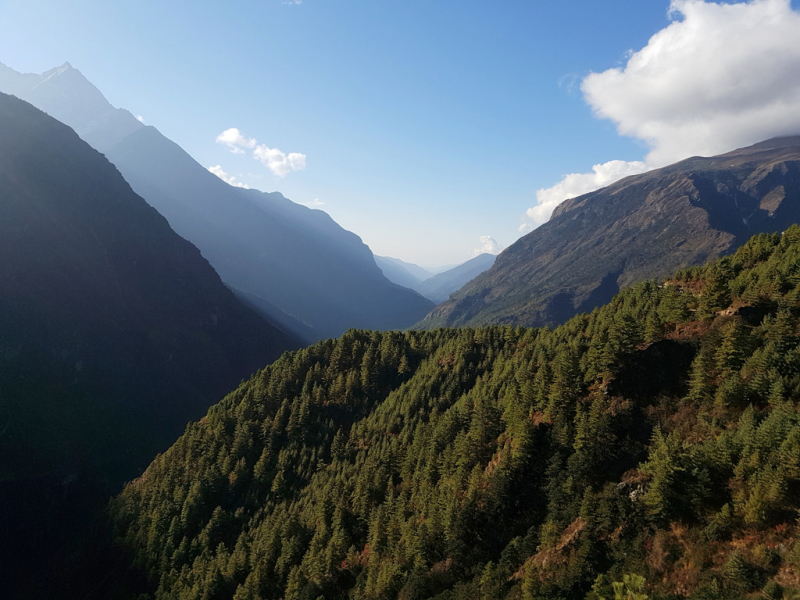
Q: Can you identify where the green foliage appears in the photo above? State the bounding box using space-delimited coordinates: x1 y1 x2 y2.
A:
599 574 649 600
111 228 800 600
698 260 733 318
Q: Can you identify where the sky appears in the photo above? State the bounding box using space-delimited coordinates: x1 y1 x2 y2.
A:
1 0 800 266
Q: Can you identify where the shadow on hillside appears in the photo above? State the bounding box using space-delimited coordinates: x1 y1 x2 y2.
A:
609 339 696 402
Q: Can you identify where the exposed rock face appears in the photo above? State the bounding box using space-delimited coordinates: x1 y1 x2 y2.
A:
423 136 800 329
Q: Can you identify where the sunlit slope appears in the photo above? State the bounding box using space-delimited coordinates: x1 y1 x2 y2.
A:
423 137 800 330
113 225 800 599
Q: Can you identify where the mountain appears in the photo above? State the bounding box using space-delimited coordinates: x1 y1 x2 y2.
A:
104 126 434 340
0 92 298 598
110 227 800 600
415 252 496 303
0 62 434 342
0 92 294 478
423 136 800 329
375 255 433 289
375 254 496 304
0 61 144 152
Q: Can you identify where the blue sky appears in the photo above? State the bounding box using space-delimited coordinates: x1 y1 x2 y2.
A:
2 0 800 265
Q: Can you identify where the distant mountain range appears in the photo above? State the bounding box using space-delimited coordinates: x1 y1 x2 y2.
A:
0 62 434 343
376 253 496 304
374 255 434 289
423 136 800 329
415 253 496 304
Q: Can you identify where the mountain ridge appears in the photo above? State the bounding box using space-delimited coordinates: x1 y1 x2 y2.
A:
423 135 800 329
0 91 299 598
0 61 434 342
0 60 145 151
375 255 433 289
414 252 496 304
0 91 294 479
104 124 434 340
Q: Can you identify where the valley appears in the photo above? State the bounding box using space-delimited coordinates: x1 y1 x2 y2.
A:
3 3 800 597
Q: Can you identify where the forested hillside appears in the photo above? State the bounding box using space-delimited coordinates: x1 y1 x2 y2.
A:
112 227 800 600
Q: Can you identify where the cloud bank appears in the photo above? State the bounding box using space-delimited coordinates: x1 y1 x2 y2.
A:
584 0 800 166
522 0 800 230
475 235 502 256
216 127 306 177
208 165 250 189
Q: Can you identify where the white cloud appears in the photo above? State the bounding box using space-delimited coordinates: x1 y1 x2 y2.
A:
475 236 502 256
215 128 306 177
283 0 302 4
253 144 307 177
521 0 800 232
524 160 648 228
583 0 800 166
135 114 145 123
216 128 257 155
208 165 250 189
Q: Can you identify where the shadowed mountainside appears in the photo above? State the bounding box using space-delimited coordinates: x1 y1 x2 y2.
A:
0 61 434 343
0 91 294 478
0 92 299 598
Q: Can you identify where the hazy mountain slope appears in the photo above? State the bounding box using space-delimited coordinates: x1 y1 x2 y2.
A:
376 254 496 304
105 127 434 340
111 227 800 600
415 252 496 303
0 62 434 342
423 136 800 329
0 61 144 151
375 255 433 288
0 92 292 480
0 93 300 598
